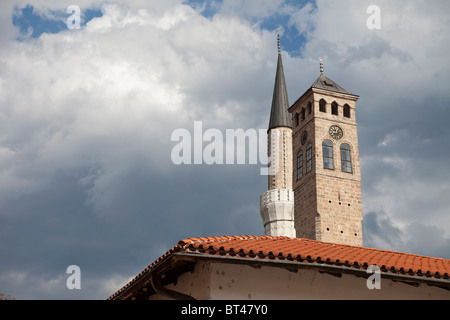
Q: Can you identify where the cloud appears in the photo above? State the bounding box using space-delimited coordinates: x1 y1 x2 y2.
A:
218 0 285 20
363 211 450 259
0 0 276 299
293 0 450 248
362 211 403 250
1 0 450 300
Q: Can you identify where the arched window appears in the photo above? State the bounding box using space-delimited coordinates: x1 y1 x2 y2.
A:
297 150 303 180
340 143 352 173
306 143 312 173
343 104 350 118
322 140 334 170
331 101 338 115
301 108 305 121
307 102 312 115
319 99 326 113
295 113 299 126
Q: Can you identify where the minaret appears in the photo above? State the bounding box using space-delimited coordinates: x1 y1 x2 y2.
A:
260 35 295 237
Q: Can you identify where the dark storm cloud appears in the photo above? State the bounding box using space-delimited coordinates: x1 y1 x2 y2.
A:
0 161 266 299
363 211 450 259
362 211 403 249
1 0 450 300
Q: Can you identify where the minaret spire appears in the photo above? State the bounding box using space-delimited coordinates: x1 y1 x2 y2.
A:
277 34 281 54
260 35 295 238
268 35 292 131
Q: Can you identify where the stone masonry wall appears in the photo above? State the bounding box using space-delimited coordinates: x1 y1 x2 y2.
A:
290 88 363 246
268 127 293 191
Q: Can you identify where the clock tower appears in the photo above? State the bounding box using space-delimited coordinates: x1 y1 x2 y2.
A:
288 59 363 246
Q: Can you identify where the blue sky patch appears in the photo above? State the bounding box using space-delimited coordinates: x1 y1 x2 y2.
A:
12 5 103 39
184 0 316 56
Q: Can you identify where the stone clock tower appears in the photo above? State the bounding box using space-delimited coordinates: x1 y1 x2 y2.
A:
288 59 363 246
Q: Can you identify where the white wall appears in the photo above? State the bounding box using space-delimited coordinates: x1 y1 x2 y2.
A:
154 260 450 300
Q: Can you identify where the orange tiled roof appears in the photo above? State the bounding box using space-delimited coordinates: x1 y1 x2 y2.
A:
179 236 450 275
108 235 450 299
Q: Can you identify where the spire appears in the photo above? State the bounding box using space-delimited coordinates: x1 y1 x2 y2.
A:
268 35 292 130
277 34 281 54
319 57 323 74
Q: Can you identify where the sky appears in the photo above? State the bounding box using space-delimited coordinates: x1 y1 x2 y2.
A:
0 0 449 300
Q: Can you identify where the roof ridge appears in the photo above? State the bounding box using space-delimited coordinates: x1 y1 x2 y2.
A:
178 235 450 261
310 73 352 95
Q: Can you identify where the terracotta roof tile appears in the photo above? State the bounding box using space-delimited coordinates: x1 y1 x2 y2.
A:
108 235 450 299
177 235 450 276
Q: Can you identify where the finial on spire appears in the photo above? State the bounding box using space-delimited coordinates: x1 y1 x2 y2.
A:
277 34 280 54
319 58 324 74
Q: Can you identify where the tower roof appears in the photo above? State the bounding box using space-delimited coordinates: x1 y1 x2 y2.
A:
310 58 351 94
311 73 351 95
268 36 292 130
289 60 358 111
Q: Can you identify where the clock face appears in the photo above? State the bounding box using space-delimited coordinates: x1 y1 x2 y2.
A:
329 125 343 140
301 130 308 145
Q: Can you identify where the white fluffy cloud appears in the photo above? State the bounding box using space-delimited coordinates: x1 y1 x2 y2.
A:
0 1 277 211
0 2 282 299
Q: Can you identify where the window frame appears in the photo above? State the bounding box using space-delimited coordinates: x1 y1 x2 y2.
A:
306 143 312 173
319 99 326 113
331 101 338 116
297 150 303 180
322 140 334 170
340 143 353 173
343 104 351 118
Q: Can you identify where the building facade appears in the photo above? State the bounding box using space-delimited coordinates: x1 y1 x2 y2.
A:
289 59 363 246
109 236 450 300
